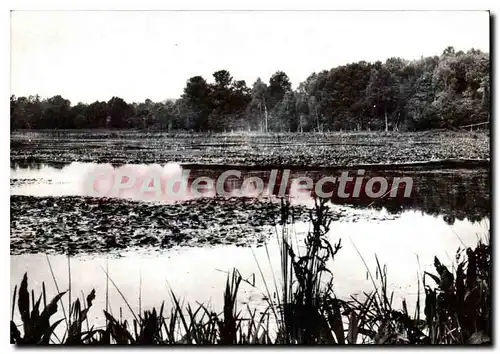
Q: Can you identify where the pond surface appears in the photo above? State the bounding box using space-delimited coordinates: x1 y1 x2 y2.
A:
10 161 490 332
11 161 489 220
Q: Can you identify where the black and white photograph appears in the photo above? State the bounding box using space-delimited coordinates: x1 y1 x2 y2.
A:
9 8 491 345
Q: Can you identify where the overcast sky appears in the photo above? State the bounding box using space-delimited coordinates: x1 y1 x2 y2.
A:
11 10 490 104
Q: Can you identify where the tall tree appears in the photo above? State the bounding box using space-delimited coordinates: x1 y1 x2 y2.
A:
107 96 132 128
248 78 269 132
42 95 72 129
182 76 212 131
273 91 298 131
268 71 292 111
209 70 233 131
366 62 398 132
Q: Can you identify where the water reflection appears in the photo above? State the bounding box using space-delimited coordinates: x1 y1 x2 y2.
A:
10 162 490 225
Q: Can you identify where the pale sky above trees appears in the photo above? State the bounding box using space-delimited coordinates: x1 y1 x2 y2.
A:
11 10 489 103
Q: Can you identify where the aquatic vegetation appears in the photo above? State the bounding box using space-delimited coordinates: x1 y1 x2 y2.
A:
11 130 490 167
10 196 312 255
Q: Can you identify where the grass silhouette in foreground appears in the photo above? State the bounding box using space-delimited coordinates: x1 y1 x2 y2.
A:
10 199 491 345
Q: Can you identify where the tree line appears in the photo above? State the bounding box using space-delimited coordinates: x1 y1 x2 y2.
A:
11 46 490 132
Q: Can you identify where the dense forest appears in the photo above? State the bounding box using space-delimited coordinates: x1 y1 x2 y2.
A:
10 46 490 132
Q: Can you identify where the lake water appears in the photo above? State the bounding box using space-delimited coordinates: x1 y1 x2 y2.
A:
10 162 490 332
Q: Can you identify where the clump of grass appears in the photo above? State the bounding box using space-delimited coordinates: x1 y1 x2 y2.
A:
421 240 491 344
345 238 491 344
274 198 343 344
10 273 98 344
